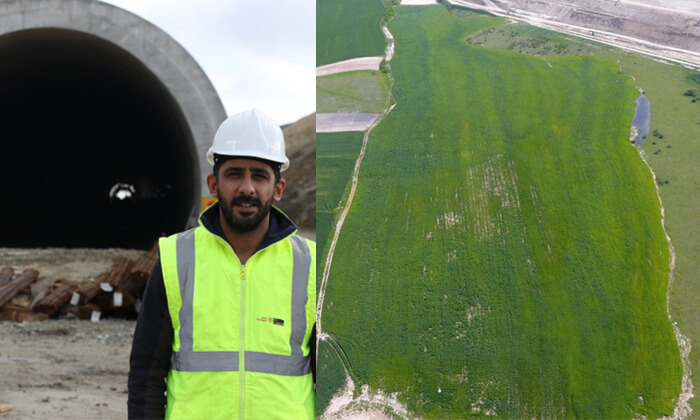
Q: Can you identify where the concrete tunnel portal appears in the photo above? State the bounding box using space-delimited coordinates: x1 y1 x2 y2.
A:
0 1 227 249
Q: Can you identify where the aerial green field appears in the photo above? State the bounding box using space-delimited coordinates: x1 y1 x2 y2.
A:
316 132 365 277
316 338 351 415
460 14 700 416
317 70 392 114
606 54 700 417
316 0 387 67
319 5 683 418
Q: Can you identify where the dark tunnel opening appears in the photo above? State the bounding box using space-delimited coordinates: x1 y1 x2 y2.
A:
0 28 197 249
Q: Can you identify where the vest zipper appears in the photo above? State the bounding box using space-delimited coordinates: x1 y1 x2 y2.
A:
208 230 296 418
239 264 246 419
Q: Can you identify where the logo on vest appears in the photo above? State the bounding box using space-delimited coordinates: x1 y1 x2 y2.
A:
256 317 285 326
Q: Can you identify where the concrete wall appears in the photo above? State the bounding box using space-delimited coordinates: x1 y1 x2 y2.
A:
0 0 227 228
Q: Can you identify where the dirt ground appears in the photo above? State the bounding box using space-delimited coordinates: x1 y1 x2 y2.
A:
0 319 134 419
316 113 382 133
0 248 141 419
316 57 383 77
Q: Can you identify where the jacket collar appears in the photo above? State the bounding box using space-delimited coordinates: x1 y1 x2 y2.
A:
199 202 297 251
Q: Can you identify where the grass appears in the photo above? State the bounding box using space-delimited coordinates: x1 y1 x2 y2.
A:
465 22 596 57
316 132 365 283
452 8 700 414
596 52 700 417
316 339 349 415
316 0 387 67
317 70 392 114
320 4 682 418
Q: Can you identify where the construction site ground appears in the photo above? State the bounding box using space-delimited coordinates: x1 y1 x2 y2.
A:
0 318 132 419
0 248 138 419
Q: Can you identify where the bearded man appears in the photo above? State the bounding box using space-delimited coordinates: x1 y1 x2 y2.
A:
127 109 316 420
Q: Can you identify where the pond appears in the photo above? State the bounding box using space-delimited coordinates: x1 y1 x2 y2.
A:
631 95 650 145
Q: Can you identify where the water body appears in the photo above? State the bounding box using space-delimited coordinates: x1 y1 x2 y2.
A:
632 95 650 145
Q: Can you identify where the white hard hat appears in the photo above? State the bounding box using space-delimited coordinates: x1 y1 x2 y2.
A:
206 109 289 171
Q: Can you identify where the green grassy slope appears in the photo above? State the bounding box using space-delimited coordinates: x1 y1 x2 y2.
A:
321 5 682 418
316 0 387 67
317 70 392 114
604 54 700 418
449 14 700 415
316 132 365 280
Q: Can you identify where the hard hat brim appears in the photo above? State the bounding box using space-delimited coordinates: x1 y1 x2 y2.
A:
206 148 290 172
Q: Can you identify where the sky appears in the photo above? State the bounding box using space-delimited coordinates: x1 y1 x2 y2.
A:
100 0 315 125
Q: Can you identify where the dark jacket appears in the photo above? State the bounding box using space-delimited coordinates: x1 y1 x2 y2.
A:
127 203 316 419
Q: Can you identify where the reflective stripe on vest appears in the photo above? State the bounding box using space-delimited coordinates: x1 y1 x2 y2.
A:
169 230 312 376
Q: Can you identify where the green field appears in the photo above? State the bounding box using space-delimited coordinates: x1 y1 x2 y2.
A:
316 132 365 278
450 11 700 416
316 0 387 67
317 70 392 114
603 53 700 418
316 338 351 415
319 5 682 418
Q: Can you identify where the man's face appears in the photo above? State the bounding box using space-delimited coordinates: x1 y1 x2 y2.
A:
207 158 285 233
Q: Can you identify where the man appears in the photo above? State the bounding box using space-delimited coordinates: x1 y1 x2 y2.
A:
128 109 316 419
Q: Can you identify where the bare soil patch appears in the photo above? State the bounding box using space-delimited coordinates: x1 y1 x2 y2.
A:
316 57 383 77
0 318 133 419
316 113 382 133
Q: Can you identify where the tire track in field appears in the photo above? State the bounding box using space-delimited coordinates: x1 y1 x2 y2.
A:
316 103 395 357
317 13 399 418
316 108 387 420
316 5 397 358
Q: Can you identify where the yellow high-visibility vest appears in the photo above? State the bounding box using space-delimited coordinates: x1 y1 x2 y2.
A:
159 220 315 419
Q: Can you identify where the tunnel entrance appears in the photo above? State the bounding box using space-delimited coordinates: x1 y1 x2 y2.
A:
0 28 196 249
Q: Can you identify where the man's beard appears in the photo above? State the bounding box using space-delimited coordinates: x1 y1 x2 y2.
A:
219 191 274 233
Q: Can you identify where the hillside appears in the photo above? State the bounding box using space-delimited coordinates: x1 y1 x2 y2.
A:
278 113 316 239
